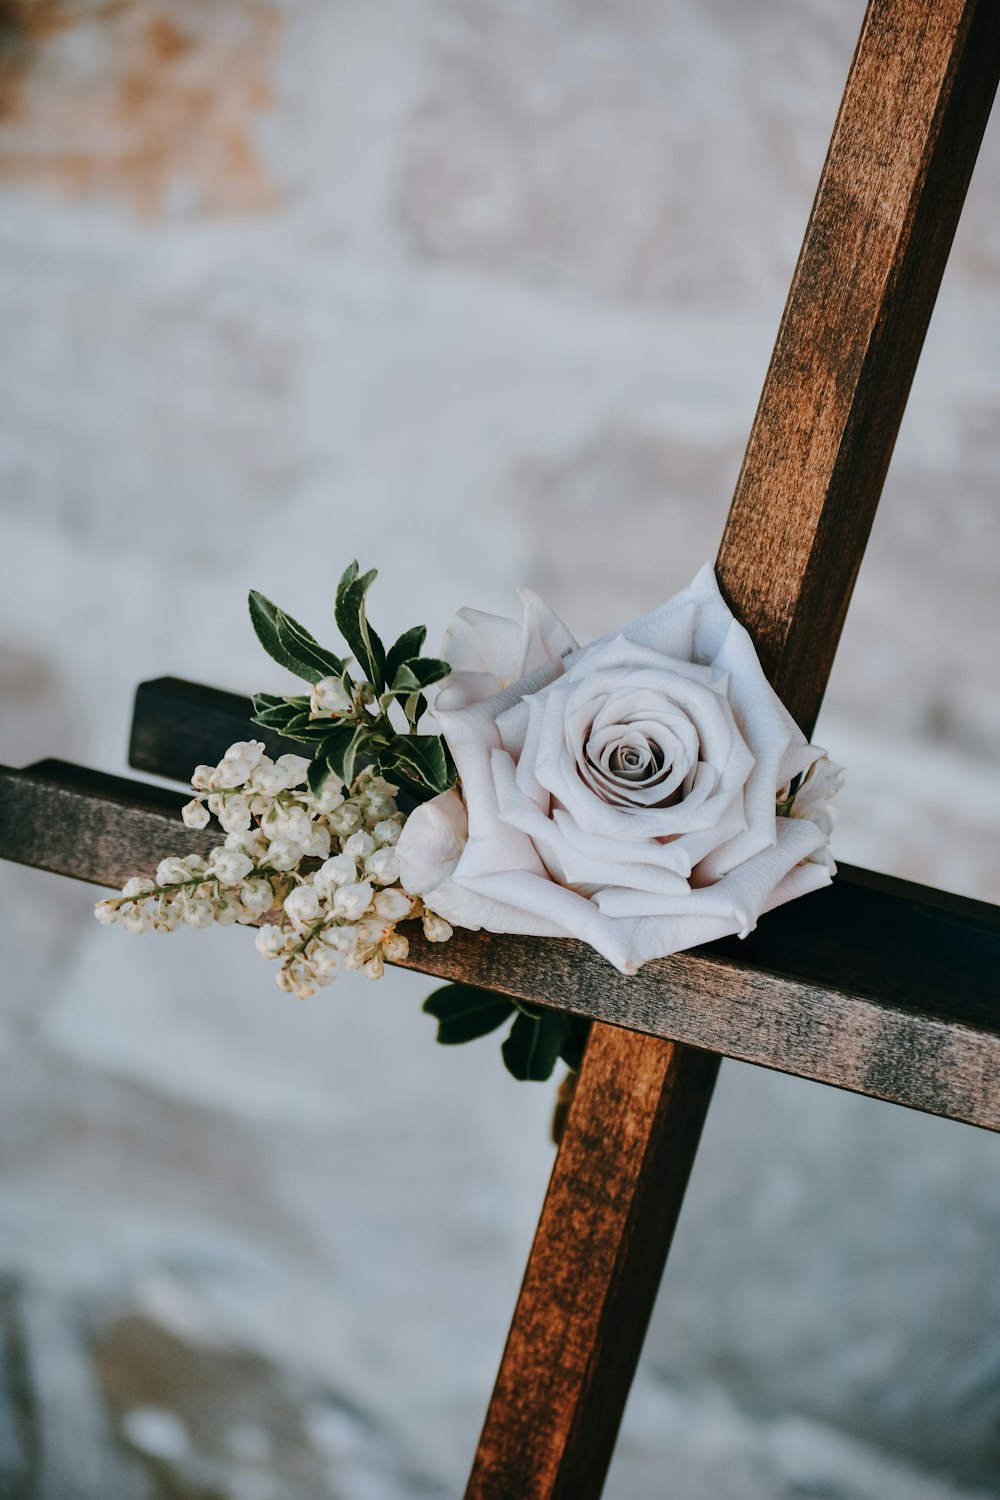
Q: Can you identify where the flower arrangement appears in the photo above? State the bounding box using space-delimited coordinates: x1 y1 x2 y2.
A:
97 562 842 1082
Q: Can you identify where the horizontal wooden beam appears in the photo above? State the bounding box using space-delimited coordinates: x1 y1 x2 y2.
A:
3 759 998 1131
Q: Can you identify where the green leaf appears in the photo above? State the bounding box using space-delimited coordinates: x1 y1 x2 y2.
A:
423 984 515 1045
335 562 387 691
388 734 453 795
385 624 427 686
250 694 312 729
317 723 367 788
249 591 345 685
501 1009 571 1082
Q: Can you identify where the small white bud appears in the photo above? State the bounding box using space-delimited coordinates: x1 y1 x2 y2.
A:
374 887 413 923
325 925 359 954
255 924 289 958
94 900 119 926
122 905 152 934
310 676 353 716
248 762 288 797
183 899 216 930
364 847 399 886
302 825 332 860
343 830 375 860
264 838 303 872
284 885 323 928
216 756 254 788
217 796 252 835
372 818 401 847
122 877 155 899
328 803 363 837
181 799 211 830
381 931 409 963
422 912 453 943
333 881 373 920
240 877 275 915
191 765 216 792
208 848 255 886
156 857 191 887
315 853 358 895
363 952 385 980
267 805 313 845
275 754 311 787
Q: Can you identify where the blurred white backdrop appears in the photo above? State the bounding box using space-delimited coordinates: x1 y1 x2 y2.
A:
2 2 1000 1497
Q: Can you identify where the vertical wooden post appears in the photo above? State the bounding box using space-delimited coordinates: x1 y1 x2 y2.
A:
465 3 1000 1497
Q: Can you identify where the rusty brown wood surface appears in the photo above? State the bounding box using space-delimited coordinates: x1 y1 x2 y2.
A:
467 2 1000 1496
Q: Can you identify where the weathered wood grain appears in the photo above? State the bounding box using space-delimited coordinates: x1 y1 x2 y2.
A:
129 677 304 785
4 759 998 1129
467 2 1000 1494
717 0 1000 737
465 1034 720 1500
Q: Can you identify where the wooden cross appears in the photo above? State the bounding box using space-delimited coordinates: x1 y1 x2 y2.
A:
2 1 999 1494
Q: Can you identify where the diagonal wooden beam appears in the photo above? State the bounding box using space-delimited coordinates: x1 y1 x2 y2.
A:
465 4 1000 1497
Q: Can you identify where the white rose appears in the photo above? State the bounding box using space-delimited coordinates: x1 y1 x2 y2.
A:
429 564 841 976
435 586 577 713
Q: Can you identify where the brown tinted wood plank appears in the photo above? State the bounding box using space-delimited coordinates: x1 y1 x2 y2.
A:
468 2 1000 1494
4 761 998 1128
467 1033 719 1500
717 0 1000 736
129 677 305 785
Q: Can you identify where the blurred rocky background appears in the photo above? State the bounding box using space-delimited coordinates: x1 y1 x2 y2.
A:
1 1 999 1496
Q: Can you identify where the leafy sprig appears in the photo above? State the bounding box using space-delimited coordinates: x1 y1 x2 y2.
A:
248 563 455 803
422 983 590 1083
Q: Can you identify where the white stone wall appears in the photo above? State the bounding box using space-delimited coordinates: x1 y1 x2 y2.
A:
1 3 999 1496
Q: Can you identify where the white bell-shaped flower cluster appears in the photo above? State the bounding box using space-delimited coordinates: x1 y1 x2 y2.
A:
95 740 453 999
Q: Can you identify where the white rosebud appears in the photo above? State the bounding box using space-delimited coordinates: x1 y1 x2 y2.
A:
284 885 323 928
422 912 453 943
181 799 211 830
343 830 375 860
217 796 252 835
374 887 413 923
328 803 363 837
183 899 216 930
310 676 353 716
122 877 155 899
156 857 191 887
255 924 289 958
240 877 275 915
122 905 152 934
264 838 303 872
333 881 373 920
363 953 385 980
276 754 310 787
208 848 254 886
381 931 409 963
191 765 215 792
364 847 399 886
302 825 332 860
315 853 358 895
94 900 119 926
372 818 401 847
